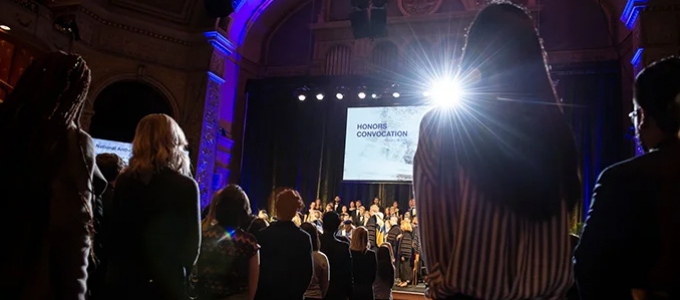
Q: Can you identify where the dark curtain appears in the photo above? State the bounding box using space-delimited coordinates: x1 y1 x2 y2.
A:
240 80 413 213
553 62 629 220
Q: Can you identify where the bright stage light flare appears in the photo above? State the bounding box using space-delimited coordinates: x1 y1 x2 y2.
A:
316 93 324 100
428 78 463 107
336 93 344 100
392 92 400 98
298 94 306 101
358 92 366 99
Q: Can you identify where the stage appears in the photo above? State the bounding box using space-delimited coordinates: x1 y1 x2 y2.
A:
393 284 427 300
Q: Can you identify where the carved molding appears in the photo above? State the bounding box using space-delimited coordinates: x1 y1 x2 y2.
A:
210 51 226 77
265 65 309 77
197 72 224 208
80 7 193 46
547 49 619 65
109 0 196 25
398 0 443 16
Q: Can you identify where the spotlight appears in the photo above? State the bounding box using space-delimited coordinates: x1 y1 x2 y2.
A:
371 93 378 99
298 94 307 101
427 78 463 107
0 24 10 31
358 92 366 99
336 93 344 100
392 92 400 98
316 93 324 100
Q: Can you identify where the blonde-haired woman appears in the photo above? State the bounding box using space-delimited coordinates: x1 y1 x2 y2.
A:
350 227 377 300
105 114 201 300
396 220 414 287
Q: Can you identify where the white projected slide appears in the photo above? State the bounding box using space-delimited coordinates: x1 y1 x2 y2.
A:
93 138 133 163
343 106 432 182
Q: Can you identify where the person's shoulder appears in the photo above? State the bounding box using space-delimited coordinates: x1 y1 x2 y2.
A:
160 170 199 191
598 152 661 184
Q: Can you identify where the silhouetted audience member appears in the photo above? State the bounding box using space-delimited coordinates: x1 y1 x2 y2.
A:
89 153 126 299
247 215 270 240
0 52 103 300
575 57 680 300
413 2 580 299
320 212 354 300
301 222 330 300
349 227 377 300
196 185 260 300
374 244 396 300
255 189 313 300
104 114 201 300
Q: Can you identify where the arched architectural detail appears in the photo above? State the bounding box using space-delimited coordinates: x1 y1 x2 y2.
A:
371 41 399 73
324 45 352 75
81 73 179 131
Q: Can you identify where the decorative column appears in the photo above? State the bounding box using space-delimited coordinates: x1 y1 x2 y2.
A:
622 0 680 156
196 31 237 208
624 0 680 75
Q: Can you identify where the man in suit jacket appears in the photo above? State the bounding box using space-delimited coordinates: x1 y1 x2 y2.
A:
320 212 353 300
333 196 343 214
255 189 314 300
353 205 366 226
575 57 680 300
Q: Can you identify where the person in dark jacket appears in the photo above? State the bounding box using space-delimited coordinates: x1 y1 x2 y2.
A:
104 114 201 300
89 153 126 300
255 189 314 300
374 244 395 300
0 52 102 300
575 56 680 300
320 212 354 300
350 227 377 300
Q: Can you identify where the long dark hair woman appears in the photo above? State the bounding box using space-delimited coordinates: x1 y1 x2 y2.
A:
413 1 581 300
374 244 395 300
349 226 377 300
0 52 105 300
103 114 201 300
196 184 260 300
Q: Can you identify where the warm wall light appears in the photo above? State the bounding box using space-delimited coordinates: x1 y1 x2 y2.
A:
0 24 10 31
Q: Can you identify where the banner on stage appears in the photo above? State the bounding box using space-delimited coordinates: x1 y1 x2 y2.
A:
93 138 134 163
93 138 189 164
343 105 431 182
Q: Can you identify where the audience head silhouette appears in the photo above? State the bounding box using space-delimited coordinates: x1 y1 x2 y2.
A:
127 114 191 183
350 226 370 253
634 56 680 150
435 0 581 220
205 184 252 229
322 211 341 233
275 189 303 221
461 1 553 98
300 222 320 251
96 153 126 184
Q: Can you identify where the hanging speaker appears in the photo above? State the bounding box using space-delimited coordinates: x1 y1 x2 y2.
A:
370 0 387 38
350 0 371 39
204 0 234 18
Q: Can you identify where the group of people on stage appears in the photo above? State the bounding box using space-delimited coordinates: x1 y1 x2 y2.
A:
259 197 423 289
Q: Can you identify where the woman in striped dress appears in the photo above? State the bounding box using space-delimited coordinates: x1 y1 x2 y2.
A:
412 1 581 300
